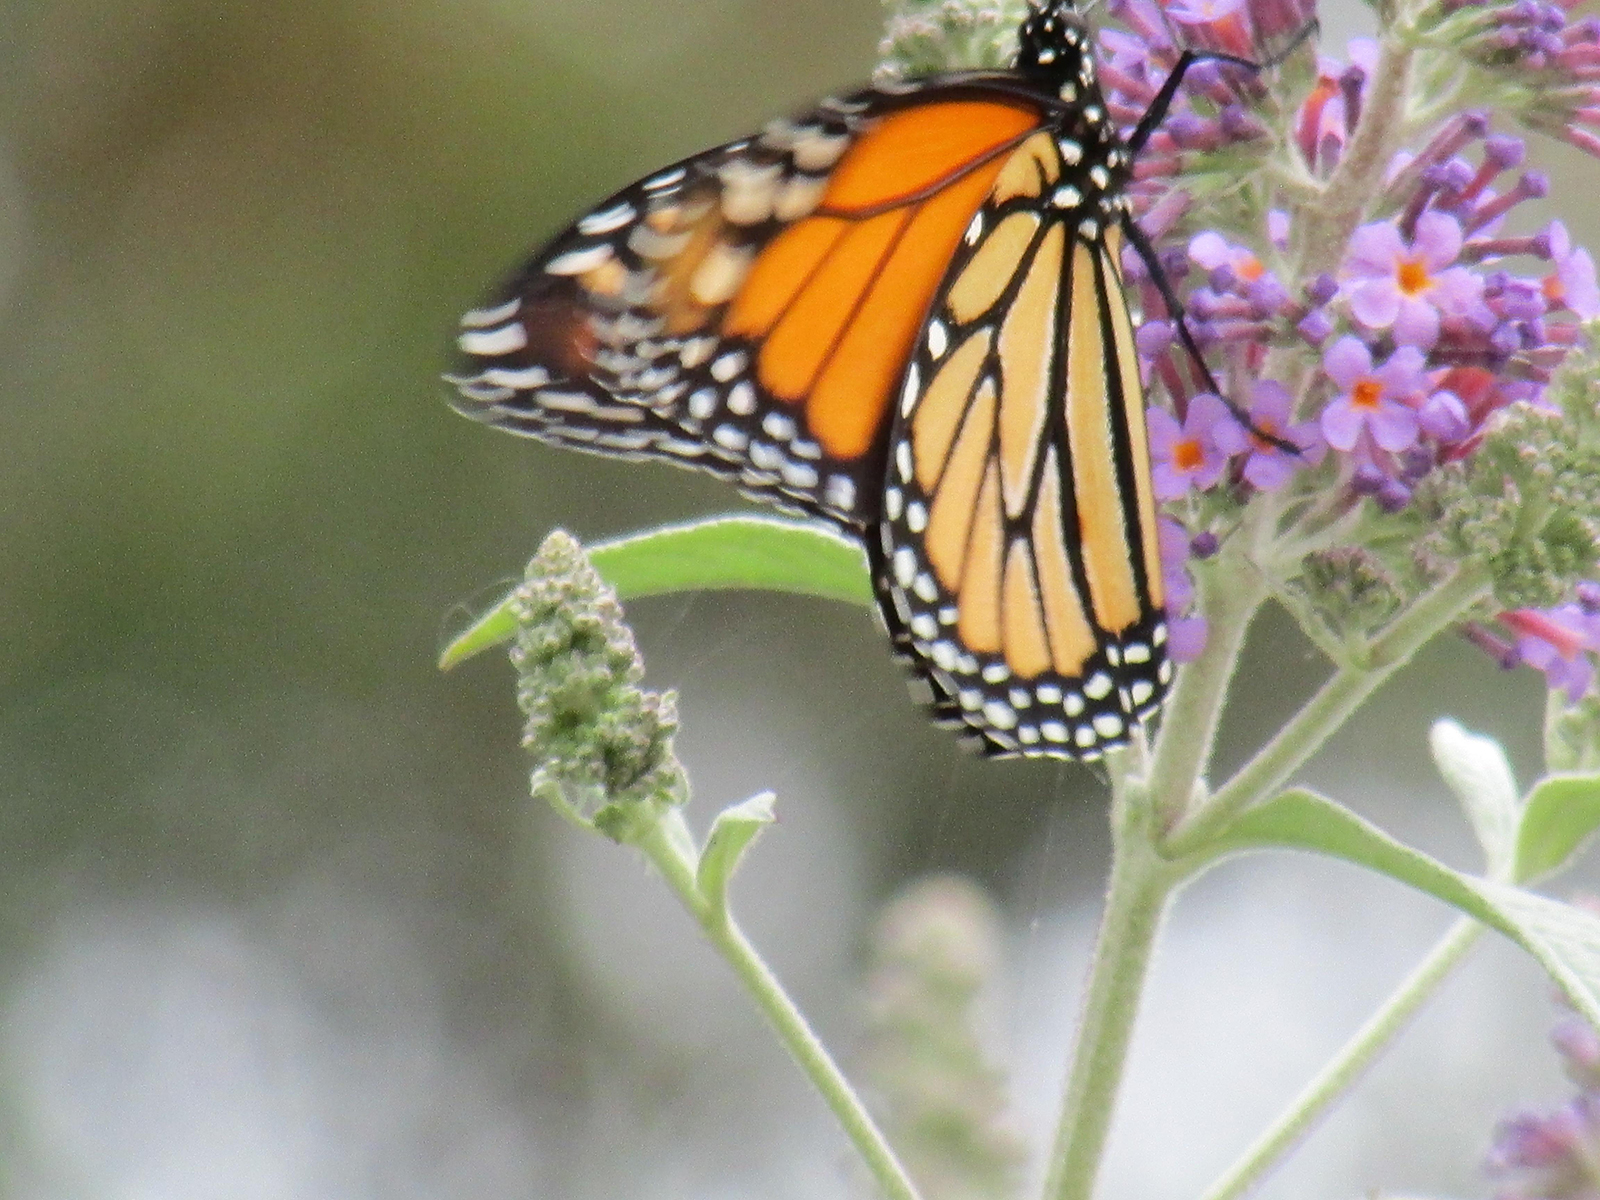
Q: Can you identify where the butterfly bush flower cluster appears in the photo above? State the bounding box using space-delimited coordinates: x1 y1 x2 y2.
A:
1087 0 1600 683
1486 996 1600 1200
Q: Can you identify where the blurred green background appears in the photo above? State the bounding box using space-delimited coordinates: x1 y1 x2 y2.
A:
1 0 1597 1196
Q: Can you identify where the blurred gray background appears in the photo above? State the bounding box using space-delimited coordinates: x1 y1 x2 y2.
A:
1 0 1596 1197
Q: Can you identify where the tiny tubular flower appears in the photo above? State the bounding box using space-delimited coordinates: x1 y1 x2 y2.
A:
1544 220 1600 318
1211 379 1327 489
1148 393 1239 497
1319 337 1426 452
1341 212 1488 348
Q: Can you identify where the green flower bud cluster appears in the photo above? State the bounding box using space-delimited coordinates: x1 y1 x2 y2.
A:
511 531 686 841
876 0 1027 78
1415 384 1600 611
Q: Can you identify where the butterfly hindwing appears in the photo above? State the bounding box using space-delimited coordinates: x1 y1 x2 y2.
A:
875 132 1170 758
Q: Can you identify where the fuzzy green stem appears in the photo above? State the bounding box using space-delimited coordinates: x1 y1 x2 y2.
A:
1148 540 1271 834
1197 916 1483 1200
1041 792 1181 1200
633 811 924 1200
1297 37 1415 276
1164 568 1492 856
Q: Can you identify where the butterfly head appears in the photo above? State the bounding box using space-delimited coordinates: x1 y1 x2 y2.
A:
1015 0 1096 89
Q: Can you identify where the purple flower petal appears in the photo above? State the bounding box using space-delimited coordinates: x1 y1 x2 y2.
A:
1392 295 1442 348
1322 335 1373 387
1347 276 1402 329
1345 222 1405 274
1419 390 1469 441
1320 396 1364 450
1167 614 1208 662
1368 399 1421 451
1413 210 1464 269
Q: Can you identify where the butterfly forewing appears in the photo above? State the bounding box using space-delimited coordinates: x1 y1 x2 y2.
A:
449 82 1052 526
875 133 1170 758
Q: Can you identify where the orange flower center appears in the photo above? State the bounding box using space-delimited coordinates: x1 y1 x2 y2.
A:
1173 438 1204 471
1351 378 1383 410
1542 272 1565 303
1250 417 1282 451
1396 256 1431 296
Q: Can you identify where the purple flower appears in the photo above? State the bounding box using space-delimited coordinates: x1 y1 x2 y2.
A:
1157 516 1207 661
1342 211 1488 348
1147 393 1239 497
1553 1012 1600 1093
1418 389 1470 443
1486 1095 1600 1200
1319 337 1425 452
1158 517 1196 611
1211 380 1326 489
1165 0 1246 25
1544 221 1600 319
1167 614 1209 663
1500 605 1600 702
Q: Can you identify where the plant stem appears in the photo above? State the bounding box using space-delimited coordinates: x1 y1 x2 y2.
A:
1298 36 1415 276
1197 916 1484 1200
1163 567 1491 857
1148 539 1271 834
633 811 924 1200
1041 791 1180 1200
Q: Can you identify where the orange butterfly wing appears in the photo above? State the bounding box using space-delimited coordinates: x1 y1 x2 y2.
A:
449 73 1173 759
449 82 1048 525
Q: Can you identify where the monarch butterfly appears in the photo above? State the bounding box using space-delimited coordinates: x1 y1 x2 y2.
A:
448 0 1306 760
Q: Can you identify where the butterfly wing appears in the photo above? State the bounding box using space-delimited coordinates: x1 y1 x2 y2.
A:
448 79 1053 526
874 133 1170 759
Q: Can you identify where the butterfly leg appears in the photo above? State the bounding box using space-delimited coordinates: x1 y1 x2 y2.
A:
1120 213 1301 454
1124 21 1319 159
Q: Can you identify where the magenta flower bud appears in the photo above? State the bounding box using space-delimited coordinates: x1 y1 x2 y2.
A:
1376 479 1413 511
1486 134 1528 167
1351 463 1387 495
1420 390 1471 441
1399 444 1435 480
1220 105 1267 141
1167 112 1219 150
1306 273 1339 305
1136 320 1175 358
1248 274 1290 313
1297 308 1334 344
1491 322 1523 356
1190 531 1220 558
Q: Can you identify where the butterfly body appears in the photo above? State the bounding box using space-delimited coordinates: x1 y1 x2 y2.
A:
451 1 1173 759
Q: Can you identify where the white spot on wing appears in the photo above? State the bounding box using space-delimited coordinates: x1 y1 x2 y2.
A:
481 365 551 388
578 202 637 235
461 298 522 328
458 324 528 357
545 244 615 276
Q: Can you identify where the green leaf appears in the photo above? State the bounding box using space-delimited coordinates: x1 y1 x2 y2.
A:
439 516 873 669
1515 772 1600 883
1429 719 1520 879
697 791 777 915
1215 788 1600 1030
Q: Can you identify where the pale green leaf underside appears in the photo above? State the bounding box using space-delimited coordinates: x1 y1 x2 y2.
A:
697 791 778 914
1428 718 1520 879
1516 773 1600 883
440 516 873 669
1216 788 1600 1030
